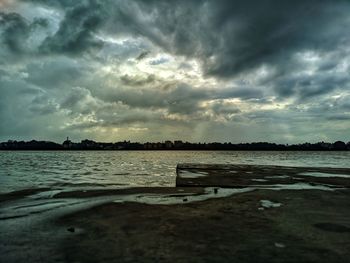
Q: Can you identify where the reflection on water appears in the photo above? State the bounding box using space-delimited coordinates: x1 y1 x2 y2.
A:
1 150 350 193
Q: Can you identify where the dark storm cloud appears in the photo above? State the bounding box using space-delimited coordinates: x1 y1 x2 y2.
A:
25 57 84 88
120 74 156 87
1 0 350 142
274 71 350 101
219 87 264 100
19 0 350 78
211 101 241 115
28 0 349 102
0 12 48 58
0 1 107 57
336 96 350 111
38 1 105 54
0 70 58 139
135 51 149 61
123 0 350 77
95 80 265 116
0 12 29 53
29 97 58 115
327 114 350 121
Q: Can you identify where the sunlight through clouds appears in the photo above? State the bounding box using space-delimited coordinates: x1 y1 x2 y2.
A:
1 0 350 143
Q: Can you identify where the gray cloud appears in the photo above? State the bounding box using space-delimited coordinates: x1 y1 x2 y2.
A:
94 80 267 116
25 57 85 88
135 51 149 61
18 1 350 79
122 0 350 78
119 74 156 87
0 12 30 54
274 71 350 101
211 100 241 115
0 11 48 60
38 1 105 54
1 0 350 142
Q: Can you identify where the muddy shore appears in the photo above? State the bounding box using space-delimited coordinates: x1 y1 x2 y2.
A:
57 188 350 263
1 164 350 262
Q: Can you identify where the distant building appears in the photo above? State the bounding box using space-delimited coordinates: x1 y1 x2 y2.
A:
174 140 183 148
164 140 173 149
156 142 163 149
63 137 72 149
144 142 153 150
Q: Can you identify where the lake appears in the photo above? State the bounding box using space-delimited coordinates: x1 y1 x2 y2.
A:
1 150 350 193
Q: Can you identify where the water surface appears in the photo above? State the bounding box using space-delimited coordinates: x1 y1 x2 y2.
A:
1 150 350 193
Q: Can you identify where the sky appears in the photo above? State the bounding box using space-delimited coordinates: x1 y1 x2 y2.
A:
0 0 350 143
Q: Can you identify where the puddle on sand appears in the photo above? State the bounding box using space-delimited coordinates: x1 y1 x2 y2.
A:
112 181 343 206
260 200 282 208
113 187 254 205
298 172 350 179
265 175 290 179
251 179 268 182
259 183 341 191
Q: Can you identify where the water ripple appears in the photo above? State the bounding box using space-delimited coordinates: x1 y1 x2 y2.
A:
1 151 350 193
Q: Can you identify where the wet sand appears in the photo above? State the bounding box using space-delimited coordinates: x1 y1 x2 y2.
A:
57 188 350 263
1 164 350 262
0 188 50 203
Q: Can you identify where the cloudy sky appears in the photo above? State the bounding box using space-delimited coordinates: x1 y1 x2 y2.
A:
1 0 350 143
